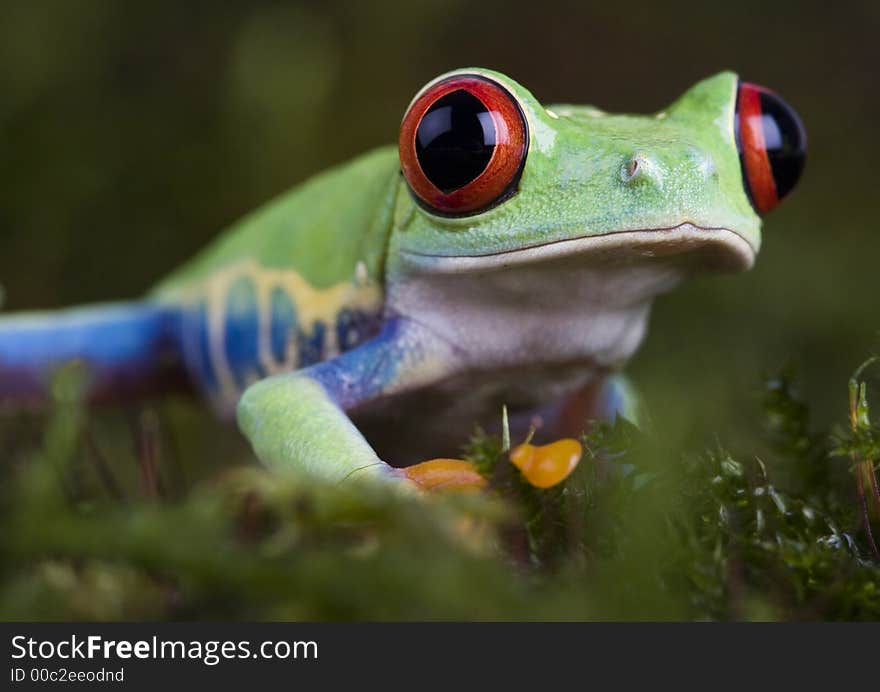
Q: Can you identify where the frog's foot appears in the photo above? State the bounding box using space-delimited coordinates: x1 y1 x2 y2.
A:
401 459 487 493
510 438 583 488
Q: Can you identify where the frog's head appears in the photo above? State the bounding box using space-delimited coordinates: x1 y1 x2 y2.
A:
390 67 806 277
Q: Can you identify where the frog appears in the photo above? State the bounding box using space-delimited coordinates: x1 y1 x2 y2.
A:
0 68 806 487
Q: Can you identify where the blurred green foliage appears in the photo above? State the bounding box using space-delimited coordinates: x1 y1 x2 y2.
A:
2 364 880 620
1 0 880 619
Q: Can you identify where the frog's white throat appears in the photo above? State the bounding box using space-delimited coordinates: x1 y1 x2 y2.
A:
389 223 753 373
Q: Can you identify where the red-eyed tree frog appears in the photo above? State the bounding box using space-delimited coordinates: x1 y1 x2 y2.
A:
0 69 806 486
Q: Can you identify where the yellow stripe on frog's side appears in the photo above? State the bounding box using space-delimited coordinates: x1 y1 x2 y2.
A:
251 259 381 373
177 258 383 409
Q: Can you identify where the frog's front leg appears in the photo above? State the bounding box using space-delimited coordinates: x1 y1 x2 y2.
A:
236 317 459 484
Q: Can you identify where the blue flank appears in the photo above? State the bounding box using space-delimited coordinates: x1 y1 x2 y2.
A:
0 302 185 403
0 282 385 407
178 282 383 408
297 320 326 367
336 308 369 352
189 300 218 392
224 277 262 388
269 287 297 364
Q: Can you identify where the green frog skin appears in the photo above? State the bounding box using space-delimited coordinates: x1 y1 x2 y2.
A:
0 69 806 484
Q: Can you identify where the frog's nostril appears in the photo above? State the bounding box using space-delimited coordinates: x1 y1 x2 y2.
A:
626 157 641 178
621 154 663 188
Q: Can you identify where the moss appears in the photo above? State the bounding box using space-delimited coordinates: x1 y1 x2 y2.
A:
1 362 879 621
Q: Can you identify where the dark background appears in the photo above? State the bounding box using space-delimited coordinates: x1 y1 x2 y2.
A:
1 0 877 456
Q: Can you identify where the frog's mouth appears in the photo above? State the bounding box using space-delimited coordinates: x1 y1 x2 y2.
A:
399 223 755 274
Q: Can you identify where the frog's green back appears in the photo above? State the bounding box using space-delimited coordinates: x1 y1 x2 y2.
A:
153 146 400 297
147 146 400 412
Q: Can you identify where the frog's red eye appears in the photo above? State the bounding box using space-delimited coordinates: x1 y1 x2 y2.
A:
735 81 806 214
399 74 528 216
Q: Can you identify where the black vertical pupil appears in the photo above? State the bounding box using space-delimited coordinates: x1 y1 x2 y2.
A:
415 90 495 193
758 91 807 199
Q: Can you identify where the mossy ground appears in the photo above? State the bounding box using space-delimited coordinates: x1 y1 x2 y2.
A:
2 362 878 621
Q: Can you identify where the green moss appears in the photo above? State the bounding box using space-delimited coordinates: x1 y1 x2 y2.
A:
2 362 879 620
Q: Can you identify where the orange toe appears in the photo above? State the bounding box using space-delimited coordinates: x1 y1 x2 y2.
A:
402 459 487 493
510 438 583 488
